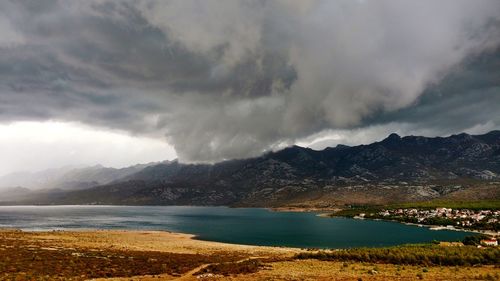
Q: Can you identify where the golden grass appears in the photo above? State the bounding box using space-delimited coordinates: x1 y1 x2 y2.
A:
0 229 499 281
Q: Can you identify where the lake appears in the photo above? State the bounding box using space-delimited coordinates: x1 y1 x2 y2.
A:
0 205 471 248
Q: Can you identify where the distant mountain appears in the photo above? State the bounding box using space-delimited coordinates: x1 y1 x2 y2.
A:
0 166 77 191
0 186 32 202
10 131 500 207
0 163 158 191
51 164 157 190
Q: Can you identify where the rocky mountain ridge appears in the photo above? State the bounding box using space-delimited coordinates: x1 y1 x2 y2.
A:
3 131 500 207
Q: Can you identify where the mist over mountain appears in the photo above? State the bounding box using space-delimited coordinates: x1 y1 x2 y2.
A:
0 163 158 191
4 131 498 207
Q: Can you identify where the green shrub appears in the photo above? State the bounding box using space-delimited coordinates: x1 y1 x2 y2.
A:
295 244 500 266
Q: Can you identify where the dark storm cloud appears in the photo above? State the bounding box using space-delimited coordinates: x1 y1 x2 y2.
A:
367 48 500 135
0 0 499 162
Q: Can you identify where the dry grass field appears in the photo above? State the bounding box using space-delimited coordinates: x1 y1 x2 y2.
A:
0 229 498 281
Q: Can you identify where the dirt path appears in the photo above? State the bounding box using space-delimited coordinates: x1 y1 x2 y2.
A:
175 256 267 281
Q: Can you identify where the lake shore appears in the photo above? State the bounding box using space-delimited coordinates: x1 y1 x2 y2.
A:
1 228 499 280
273 206 499 236
341 215 500 237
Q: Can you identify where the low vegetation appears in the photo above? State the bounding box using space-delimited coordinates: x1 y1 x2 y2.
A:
296 244 500 266
462 234 493 246
334 200 500 217
195 259 267 277
390 199 500 210
331 205 382 217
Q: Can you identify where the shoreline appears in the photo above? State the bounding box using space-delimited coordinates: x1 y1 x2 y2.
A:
4 227 301 250
332 215 500 237
0 227 301 255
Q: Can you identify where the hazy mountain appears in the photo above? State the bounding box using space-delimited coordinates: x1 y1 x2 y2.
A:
23 130 498 207
0 163 158 191
0 166 78 191
0 186 32 202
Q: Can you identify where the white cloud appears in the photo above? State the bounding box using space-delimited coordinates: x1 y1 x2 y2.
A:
296 121 500 150
464 121 497 135
0 121 176 176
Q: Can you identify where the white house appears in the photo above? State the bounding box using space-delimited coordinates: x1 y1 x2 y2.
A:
480 238 498 246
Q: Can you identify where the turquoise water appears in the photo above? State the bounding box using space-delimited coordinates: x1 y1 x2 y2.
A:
0 205 471 248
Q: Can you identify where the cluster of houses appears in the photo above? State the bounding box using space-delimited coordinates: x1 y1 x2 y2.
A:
376 208 499 226
356 207 499 232
355 207 500 247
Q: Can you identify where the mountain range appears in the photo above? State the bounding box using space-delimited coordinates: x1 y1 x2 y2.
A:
1 131 499 207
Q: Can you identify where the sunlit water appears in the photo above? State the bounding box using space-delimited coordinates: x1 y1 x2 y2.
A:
0 205 471 248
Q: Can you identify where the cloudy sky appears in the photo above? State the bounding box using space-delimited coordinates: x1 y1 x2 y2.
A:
0 0 499 175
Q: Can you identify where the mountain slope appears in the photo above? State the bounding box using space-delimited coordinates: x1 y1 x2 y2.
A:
19 131 500 207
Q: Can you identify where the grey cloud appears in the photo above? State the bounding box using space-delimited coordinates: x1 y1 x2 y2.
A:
0 0 499 162
367 48 500 135
300 48 500 150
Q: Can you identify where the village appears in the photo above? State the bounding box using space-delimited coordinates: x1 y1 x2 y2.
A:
356 207 500 241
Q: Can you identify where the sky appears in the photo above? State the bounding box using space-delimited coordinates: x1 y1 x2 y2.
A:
0 0 499 175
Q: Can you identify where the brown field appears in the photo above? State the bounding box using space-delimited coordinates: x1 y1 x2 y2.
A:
0 229 499 281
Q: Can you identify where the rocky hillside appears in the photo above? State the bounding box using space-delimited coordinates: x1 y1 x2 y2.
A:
12 131 500 207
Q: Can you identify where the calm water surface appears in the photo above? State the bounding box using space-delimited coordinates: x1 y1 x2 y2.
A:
0 205 471 248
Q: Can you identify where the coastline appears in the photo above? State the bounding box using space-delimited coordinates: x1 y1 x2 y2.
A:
299 207 500 236
344 216 500 237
